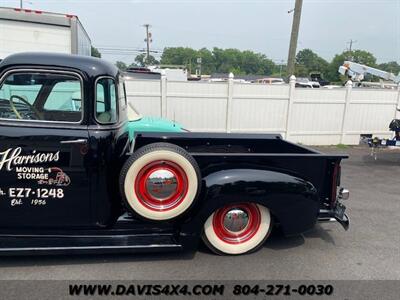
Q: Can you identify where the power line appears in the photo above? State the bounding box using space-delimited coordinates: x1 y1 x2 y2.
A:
95 46 163 57
96 45 162 51
96 45 163 51
97 48 145 52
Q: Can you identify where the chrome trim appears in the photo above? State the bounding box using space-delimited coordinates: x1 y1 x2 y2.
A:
317 217 336 223
318 212 350 231
0 244 182 252
335 213 350 231
60 139 88 144
223 209 249 233
0 233 173 238
146 169 178 200
0 68 84 125
338 188 349 200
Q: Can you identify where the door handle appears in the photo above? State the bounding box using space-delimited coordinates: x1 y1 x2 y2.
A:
60 139 88 145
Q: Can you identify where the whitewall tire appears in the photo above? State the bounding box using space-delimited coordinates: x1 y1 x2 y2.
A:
119 143 200 221
202 203 271 255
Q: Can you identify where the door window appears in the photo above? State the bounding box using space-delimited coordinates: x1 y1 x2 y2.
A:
95 77 117 124
0 72 82 122
118 78 127 107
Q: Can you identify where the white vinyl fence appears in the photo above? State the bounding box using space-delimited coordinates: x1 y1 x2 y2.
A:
126 75 400 145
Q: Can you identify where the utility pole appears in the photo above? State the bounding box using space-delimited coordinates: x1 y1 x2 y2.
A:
279 59 284 77
348 39 357 52
143 24 152 66
196 57 202 77
287 0 303 77
347 39 357 60
19 0 33 9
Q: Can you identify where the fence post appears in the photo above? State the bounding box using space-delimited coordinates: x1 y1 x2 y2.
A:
285 75 296 140
226 72 234 133
340 80 353 144
160 73 167 118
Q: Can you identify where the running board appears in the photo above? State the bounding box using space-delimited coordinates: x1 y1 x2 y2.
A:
0 233 182 255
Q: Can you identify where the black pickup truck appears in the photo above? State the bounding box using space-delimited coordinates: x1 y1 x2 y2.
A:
0 53 349 255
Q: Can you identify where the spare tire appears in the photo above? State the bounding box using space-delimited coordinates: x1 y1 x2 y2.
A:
119 143 201 221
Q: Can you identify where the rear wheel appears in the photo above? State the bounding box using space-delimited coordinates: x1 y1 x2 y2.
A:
202 203 271 255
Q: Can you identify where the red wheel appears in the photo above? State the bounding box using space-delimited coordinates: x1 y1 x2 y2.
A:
120 143 200 221
203 203 271 255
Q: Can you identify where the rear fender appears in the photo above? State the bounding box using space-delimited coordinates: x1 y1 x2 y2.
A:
181 169 319 237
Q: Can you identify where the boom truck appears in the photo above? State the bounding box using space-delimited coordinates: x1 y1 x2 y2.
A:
339 61 400 84
339 61 400 157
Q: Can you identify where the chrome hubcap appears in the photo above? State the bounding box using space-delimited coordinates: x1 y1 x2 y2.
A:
223 208 249 233
145 169 178 201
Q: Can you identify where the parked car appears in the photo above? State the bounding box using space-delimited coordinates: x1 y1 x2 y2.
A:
310 72 330 86
322 85 342 89
256 77 285 85
0 52 349 255
296 77 321 88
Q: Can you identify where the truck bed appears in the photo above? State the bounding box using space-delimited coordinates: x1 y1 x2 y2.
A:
133 132 348 208
133 132 346 156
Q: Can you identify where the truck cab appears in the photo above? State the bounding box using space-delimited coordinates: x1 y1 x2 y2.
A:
0 52 181 229
0 52 132 228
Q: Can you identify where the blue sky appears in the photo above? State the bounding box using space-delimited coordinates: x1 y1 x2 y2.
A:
1 0 399 64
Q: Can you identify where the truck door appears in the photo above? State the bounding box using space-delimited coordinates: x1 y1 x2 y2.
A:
0 70 92 228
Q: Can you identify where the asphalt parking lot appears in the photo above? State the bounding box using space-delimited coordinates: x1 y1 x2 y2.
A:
0 146 399 281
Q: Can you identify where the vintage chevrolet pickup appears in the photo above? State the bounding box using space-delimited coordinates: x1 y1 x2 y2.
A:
0 53 349 255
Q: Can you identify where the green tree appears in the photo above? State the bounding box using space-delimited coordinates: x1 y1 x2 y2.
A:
197 48 216 74
161 47 276 76
91 46 101 58
326 50 377 83
270 63 287 78
240 50 276 75
161 47 199 72
115 61 128 71
135 53 159 67
295 49 328 77
213 48 242 73
294 64 309 77
378 61 400 75
212 48 276 75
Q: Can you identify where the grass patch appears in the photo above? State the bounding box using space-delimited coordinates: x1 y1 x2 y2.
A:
336 143 349 149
